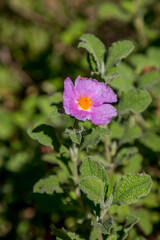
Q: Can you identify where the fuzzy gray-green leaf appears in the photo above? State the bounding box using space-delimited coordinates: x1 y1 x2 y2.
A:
78 33 106 73
124 215 139 233
112 173 152 206
106 40 134 71
51 225 72 240
79 159 108 206
91 217 113 234
65 126 84 145
81 126 109 150
33 176 63 194
80 176 105 206
118 89 152 114
80 158 108 187
138 70 160 90
140 132 160 152
106 234 117 240
27 124 59 151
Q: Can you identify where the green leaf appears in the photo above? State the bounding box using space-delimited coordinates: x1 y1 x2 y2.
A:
120 126 142 145
106 234 117 240
79 159 108 206
129 47 160 73
140 132 160 152
49 106 62 118
124 154 143 174
78 33 106 73
81 126 109 150
0 110 16 140
104 194 113 211
138 70 160 90
33 176 63 194
80 159 108 189
6 152 29 172
98 2 129 21
80 177 105 206
129 54 153 74
61 19 86 45
49 92 63 105
65 126 85 145
49 106 74 128
89 228 99 240
103 71 120 83
42 153 70 183
110 63 135 92
118 89 152 114
59 145 70 158
27 124 59 151
133 209 153 235
67 232 85 240
115 147 138 165
51 225 72 240
42 153 59 164
117 215 139 240
106 40 134 71
91 217 113 234
110 121 124 139
135 237 147 240
108 205 130 222
124 215 139 233
112 173 152 206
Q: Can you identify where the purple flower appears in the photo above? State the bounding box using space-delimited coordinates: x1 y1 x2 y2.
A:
63 76 117 126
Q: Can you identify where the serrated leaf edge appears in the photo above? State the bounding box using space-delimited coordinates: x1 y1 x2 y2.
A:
79 176 105 205
112 173 152 206
106 40 135 70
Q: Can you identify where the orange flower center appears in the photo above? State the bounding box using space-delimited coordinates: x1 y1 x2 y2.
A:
77 94 93 110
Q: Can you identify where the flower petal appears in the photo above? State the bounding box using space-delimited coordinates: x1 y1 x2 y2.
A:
69 105 92 121
63 77 91 121
90 104 117 126
75 76 117 106
63 77 77 115
102 82 117 103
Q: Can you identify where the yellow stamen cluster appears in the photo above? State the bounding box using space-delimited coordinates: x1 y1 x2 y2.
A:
77 94 93 111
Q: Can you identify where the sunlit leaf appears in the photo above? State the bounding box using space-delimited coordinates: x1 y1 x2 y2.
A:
112 173 152 206
79 159 108 206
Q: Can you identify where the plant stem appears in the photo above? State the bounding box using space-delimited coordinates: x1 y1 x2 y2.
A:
72 143 79 184
70 143 81 198
134 0 147 48
98 230 102 240
74 119 78 129
104 134 111 163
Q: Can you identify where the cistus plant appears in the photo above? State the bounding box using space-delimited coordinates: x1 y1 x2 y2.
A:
27 34 152 240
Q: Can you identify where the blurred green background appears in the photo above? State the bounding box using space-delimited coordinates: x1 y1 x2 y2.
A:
0 0 160 239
